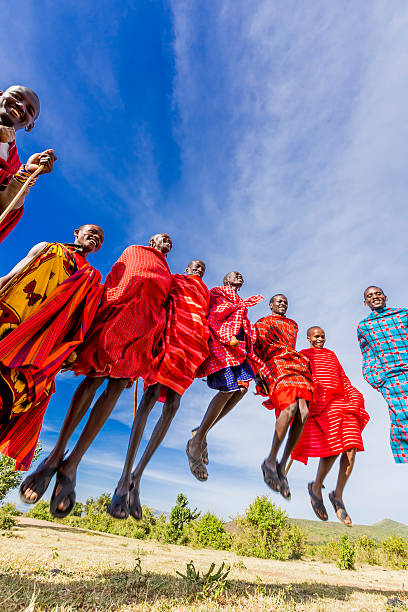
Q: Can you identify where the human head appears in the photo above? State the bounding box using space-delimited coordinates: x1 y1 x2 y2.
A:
74 224 104 255
185 259 206 278
363 286 387 311
269 294 288 316
0 85 40 132
149 233 172 255
307 326 326 348
223 270 243 292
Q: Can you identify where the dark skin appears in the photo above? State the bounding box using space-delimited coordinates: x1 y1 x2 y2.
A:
364 286 387 312
109 259 207 519
187 271 249 482
0 86 56 175
307 327 354 525
22 233 171 511
262 294 309 499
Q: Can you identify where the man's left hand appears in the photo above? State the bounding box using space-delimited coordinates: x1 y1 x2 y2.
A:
26 149 57 174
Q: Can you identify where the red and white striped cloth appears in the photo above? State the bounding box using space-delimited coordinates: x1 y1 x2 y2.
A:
292 347 370 464
74 245 172 380
0 140 23 243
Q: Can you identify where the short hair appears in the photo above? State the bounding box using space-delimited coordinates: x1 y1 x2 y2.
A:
307 326 324 336
269 293 287 305
363 285 385 299
223 271 242 285
77 224 104 238
188 259 206 269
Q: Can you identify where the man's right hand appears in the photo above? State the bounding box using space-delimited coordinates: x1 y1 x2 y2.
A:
25 149 57 174
230 336 239 347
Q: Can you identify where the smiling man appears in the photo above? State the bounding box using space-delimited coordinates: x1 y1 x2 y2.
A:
0 224 104 472
186 271 265 482
0 85 57 242
358 286 408 464
20 234 173 518
108 259 210 520
254 294 314 500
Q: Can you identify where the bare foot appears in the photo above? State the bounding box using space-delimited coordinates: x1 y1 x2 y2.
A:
261 459 281 493
186 439 207 481
54 460 77 512
20 455 61 503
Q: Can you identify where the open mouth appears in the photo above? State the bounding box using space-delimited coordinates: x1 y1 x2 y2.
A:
87 237 98 247
8 105 23 120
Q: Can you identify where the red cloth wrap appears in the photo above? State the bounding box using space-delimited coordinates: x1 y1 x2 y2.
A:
74 245 172 380
0 255 103 470
197 285 266 378
0 141 23 243
254 314 314 414
146 274 210 397
291 348 370 464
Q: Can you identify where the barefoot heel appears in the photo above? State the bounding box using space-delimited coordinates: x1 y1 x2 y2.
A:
19 459 58 505
308 482 328 521
50 472 76 518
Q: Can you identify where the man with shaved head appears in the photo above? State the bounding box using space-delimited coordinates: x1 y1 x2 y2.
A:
0 224 104 473
254 294 314 500
20 233 173 518
294 326 369 525
108 259 210 519
358 286 408 464
0 85 57 242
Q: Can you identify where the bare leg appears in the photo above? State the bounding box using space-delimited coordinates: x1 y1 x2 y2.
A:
188 388 246 480
128 389 181 519
310 455 338 520
108 384 162 517
192 387 248 462
331 447 356 525
279 398 309 471
55 376 131 512
22 376 105 501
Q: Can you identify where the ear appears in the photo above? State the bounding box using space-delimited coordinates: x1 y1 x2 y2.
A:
149 238 155 248
74 228 79 239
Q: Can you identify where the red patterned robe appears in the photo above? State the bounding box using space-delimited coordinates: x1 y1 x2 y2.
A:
254 314 314 414
197 285 266 379
74 245 172 380
292 347 370 464
145 274 210 396
0 140 23 243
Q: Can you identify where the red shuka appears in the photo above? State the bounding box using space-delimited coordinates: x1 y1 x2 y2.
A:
74 245 172 380
0 254 103 471
0 141 23 243
254 314 314 414
146 274 210 396
292 347 370 464
197 285 266 378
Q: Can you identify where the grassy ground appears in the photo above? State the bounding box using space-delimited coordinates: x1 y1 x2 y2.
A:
291 517 408 545
1 517 407 611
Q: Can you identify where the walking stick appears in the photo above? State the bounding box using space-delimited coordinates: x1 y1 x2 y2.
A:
133 378 139 417
285 458 294 475
0 164 44 226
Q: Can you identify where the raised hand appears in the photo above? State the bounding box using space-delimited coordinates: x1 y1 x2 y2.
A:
25 149 57 174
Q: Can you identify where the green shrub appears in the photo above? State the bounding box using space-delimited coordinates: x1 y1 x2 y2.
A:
0 502 22 516
26 499 53 521
192 512 232 550
233 496 306 560
0 513 16 532
381 536 408 569
165 494 200 544
317 540 341 562
337 535 355 570
356 535 379 565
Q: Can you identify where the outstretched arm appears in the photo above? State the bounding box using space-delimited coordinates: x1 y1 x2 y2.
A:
0 242 49 292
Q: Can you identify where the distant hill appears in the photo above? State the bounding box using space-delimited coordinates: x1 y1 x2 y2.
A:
290 517 408 544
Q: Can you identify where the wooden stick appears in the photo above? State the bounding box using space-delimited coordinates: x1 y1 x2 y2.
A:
133 378 139 417
285 458 294 475
0 164 44 225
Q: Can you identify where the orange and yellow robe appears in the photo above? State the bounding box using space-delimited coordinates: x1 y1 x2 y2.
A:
0 243 103 470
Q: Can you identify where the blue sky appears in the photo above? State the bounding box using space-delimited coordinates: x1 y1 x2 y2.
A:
3 1 408 524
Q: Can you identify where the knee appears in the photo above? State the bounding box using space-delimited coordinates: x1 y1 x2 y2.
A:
145 384 161 402
286 402 298 418
109 377 132 394
85 376 104 393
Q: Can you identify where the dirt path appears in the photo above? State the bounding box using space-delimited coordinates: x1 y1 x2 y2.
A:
0 517 406 611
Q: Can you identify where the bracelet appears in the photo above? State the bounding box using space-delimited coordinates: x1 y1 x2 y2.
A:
14 165 40 187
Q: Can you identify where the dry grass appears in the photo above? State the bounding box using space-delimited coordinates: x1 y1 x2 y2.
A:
0 517 407 611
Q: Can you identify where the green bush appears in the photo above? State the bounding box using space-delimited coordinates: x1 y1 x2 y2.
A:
233 496 306 560
0 513 17 532
192 512 232 550
317 540 341 563
165 494 200 544
0 502 22 516
381 536 408 569
355 535 379 565
27 499 53 521
337 535 355 570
